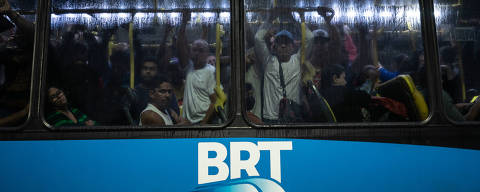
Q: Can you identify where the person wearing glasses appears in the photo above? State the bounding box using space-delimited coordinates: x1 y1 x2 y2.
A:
46 87 95 126
139 76 189 126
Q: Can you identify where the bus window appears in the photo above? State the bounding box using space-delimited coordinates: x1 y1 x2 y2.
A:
0 0 36 127
45 0 231 127
244 0 430 124
434 0 480 122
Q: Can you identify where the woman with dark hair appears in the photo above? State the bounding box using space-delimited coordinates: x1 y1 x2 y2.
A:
46 87 95 126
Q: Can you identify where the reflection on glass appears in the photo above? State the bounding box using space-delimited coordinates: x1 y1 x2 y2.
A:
0 0 35 126
434 0 480 121
46 0 231 126
245 0 428 124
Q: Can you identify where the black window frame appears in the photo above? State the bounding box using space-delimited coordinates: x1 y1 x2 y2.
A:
39 0 238 131
0 0 478 150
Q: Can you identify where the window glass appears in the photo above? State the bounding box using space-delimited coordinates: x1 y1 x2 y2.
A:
434 0 480 122
0 0 36 127
45 0 231 127
244 0 429 124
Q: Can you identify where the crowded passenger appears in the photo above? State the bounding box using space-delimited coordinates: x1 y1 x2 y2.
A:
439 45 463 103
303 29 330 89
17 0 478 127
165 57 185 113
207 55 216 66
139 76 189 126
357 65 380 95
406 49 425 76
46 87 96 126
52 25 105 120
301 18 351 122
255 7 315 123
341 24 358 66
417 66 480 121
132 58 160 123
245 83 262 124
245 48 262 120
96 49 136 125
0 0 33 126
152 22 183 116
177 12 218 124
321 64 371 122
244 23 265 121
307 17 345 73
377 53 409 82
302 27 340 122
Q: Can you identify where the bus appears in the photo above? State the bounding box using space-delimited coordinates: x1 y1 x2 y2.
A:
1 0 480 191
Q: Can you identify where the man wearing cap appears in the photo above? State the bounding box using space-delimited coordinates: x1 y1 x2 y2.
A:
304 6 341 84
302 28 330 89
254 9 316 123
254 7 336 123
312 28 331 61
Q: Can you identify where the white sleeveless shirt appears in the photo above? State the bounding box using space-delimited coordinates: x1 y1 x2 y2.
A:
139 103 173 126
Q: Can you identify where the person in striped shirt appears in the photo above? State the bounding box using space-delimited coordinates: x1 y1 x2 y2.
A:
46 87 95 126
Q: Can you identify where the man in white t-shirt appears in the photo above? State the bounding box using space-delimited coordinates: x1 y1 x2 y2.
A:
254 10 315 123
180 39 217 124
139 76 189 126
176 11 218 124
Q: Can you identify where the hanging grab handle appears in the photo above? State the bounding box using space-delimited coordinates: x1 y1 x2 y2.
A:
214 22 227 121
129 22 135 89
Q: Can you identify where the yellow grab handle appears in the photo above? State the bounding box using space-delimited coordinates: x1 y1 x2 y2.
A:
129 22 135 89
471 96 478 103
215 23 226 112
108 35 115 57
301 22 306 65
214 87 227 111
215 23 224 87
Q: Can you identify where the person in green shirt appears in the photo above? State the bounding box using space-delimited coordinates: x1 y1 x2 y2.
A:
46 87 95 126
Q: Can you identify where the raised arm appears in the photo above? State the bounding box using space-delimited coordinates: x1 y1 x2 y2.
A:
294 11 313 60
254 11 274 69
0 0 34 48
321 7 343 63
177 11 191 72
157 22 174 69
